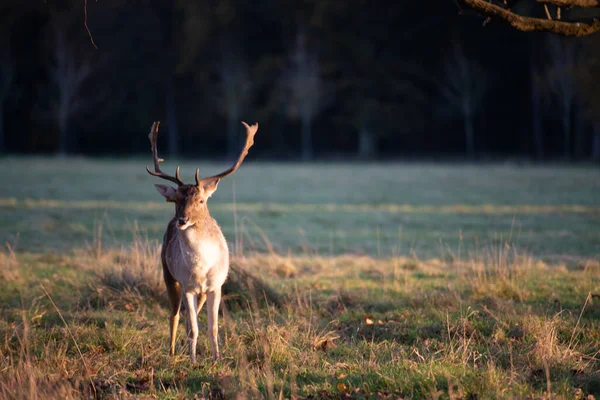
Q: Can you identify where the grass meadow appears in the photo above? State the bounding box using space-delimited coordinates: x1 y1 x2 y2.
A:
0 156 599 399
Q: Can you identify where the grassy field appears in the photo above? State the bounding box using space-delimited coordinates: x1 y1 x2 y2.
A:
1 157 599 261
0 156 599 399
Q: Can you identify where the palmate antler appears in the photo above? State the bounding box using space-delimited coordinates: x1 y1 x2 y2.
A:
194 121 259 187
145 121 184 186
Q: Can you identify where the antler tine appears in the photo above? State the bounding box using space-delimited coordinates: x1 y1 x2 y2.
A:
194 168 201 186
145 121 184 186
196 121 258 187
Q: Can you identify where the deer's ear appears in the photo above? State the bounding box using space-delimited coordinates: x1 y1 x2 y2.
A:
154 184 177 202
203 179 220 198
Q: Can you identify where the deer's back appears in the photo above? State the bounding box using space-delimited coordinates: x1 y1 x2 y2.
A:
162 217 229 293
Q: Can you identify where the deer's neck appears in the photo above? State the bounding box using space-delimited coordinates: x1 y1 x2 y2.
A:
171 214 226 273
165 213 227 291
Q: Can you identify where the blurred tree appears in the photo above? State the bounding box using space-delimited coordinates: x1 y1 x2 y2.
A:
149 0 182 156
174 0 213 76
594 121 600 160
0 39 14 155
459 0 600 36
574 34 600 159
0 0 583 158
51 31 90 155
334 6 398 159
0 0 29 154
216 39 254 159
174 1 242 157
543 35 580 159
460 0 600 160
530 44 545 159
204 0 256 159
310 1 429 159
38 4 104 155
280 30 328 161
439 40 487 157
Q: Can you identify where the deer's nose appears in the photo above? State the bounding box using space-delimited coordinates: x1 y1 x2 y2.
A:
177 217 189 226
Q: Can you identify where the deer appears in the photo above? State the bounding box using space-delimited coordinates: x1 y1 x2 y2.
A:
145 120 259 363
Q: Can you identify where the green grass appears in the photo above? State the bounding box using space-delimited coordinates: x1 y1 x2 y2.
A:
1 245 599 399
1 157 599 261
0 156 599 399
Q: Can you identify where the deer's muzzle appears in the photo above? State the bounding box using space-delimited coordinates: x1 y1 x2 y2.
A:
177 217 191 230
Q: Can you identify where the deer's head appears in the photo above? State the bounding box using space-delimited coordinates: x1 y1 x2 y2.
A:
146 120 258 230
154 180 220 229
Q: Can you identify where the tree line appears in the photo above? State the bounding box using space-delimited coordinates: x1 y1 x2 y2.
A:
1 0 599 160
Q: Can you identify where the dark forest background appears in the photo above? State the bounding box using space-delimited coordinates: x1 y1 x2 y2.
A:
1 0 600 161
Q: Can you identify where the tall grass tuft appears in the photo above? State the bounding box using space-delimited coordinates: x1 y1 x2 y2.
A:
224 258 284 311
88 223 165 309
0 242 20 282
0 304 82 400
89 221 283 311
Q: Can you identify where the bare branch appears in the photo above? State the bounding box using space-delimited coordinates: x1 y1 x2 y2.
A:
461 0 600 36
544 4 553 19
537 0 600 7
84 0 97 49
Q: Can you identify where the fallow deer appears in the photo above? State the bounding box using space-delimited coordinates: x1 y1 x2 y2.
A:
146 120 259 362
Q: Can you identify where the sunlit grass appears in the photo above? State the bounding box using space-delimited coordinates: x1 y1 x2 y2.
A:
0 157 599 398
0 233 598 399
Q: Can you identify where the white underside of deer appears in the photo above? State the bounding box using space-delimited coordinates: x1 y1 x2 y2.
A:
165 222 229 363
168 226 229 294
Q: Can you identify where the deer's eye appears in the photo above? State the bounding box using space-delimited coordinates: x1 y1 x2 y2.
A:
199 200 204 204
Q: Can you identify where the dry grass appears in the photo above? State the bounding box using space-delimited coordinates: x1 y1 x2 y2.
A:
0 159 598 398
0 231 598 399
0 243 20 282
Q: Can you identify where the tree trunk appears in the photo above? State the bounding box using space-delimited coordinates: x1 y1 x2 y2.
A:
0 107 4 154
531 72 543 160
166 78 179 156
465 113 475 158
592 124 600 161
358 127 376 159
301 117 312 161
562 103 570 160
58 111 68 155
573 109 584 160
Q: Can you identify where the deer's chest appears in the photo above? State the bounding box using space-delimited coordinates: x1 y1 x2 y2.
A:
165 229 228 292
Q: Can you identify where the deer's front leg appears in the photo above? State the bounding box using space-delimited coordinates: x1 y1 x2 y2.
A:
184 292 199 363
207 288 222 361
